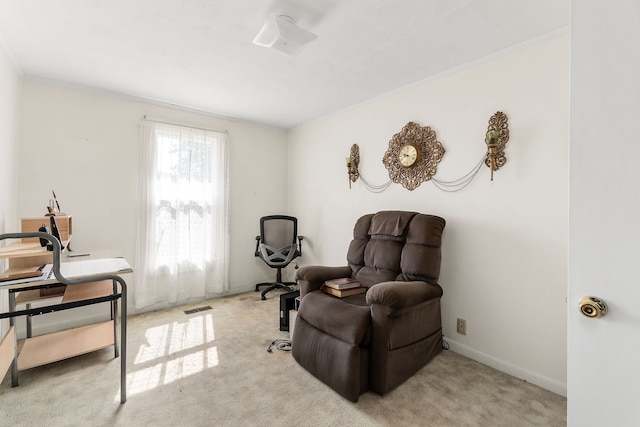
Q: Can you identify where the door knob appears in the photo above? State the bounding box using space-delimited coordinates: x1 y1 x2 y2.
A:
578 296 607 318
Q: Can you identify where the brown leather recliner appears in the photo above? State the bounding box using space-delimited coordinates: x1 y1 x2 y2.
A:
292 211 446 402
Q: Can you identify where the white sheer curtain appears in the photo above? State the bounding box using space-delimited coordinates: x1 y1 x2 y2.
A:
135 121 229 311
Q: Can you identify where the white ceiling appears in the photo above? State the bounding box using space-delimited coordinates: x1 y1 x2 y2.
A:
0 0 569 129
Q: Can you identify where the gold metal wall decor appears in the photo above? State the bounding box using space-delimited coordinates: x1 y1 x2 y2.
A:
346 144 360 188
484 111 509 181
382 122 445 191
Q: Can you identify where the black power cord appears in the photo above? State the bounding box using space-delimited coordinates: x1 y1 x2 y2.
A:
266 339 292 353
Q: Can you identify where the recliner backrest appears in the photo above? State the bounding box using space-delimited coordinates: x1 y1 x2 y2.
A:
346 211 445 287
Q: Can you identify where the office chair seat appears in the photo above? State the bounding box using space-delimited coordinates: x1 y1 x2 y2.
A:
258 243 298 267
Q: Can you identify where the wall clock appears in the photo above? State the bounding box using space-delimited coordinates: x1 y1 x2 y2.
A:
382 121 445 190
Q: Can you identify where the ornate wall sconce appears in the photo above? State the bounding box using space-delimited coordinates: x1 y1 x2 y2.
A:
346 143 360 188
484 111 509 181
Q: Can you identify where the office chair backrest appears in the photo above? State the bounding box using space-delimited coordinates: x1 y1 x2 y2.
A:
260 215 298 250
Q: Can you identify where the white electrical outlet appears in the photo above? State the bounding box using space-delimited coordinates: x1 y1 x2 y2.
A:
457 318 467 335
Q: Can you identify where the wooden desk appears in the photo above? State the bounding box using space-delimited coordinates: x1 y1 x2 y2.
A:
0 233 131 404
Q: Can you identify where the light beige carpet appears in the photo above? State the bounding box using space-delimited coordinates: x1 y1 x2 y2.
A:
0 291 566 426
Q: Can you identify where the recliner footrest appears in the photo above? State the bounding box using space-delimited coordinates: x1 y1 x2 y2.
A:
292 316 369 402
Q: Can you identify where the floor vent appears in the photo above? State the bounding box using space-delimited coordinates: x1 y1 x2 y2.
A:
183 305 213 315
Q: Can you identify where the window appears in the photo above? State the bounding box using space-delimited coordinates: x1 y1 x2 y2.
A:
135 121 229 310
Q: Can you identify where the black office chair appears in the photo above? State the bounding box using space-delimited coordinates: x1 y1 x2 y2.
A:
254 215 303 300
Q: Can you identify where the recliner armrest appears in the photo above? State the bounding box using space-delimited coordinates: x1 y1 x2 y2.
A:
296 265 352 281
366 281 443 311
296 265 352 297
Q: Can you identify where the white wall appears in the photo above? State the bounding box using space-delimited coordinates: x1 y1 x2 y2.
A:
288 34 569 395
0 42 21 236
16 79 289 323
569 1 640 424
0 40 22 337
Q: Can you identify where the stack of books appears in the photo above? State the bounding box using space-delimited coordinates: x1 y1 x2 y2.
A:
321 277 366 298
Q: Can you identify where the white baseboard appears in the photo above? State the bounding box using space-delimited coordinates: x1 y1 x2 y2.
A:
444 337 567 397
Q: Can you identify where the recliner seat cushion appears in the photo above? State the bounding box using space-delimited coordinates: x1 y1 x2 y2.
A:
298 291 371 346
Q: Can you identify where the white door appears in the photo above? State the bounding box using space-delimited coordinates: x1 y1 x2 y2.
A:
569 1 640 425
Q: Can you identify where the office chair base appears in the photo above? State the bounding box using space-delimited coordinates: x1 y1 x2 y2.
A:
255 282 297 300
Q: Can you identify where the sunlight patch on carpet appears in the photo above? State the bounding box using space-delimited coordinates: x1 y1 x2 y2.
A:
126 312 219 396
